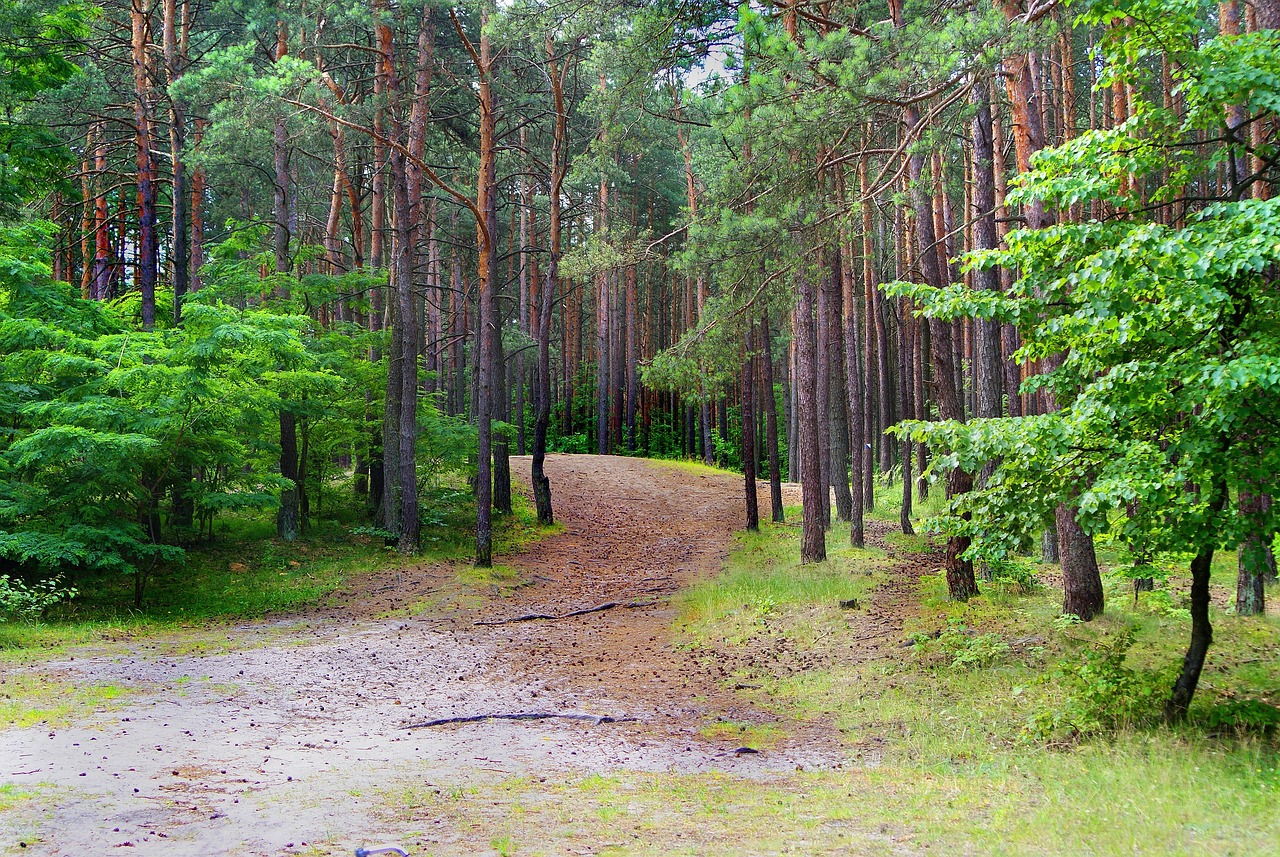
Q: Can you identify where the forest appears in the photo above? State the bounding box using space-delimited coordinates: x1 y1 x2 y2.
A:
1 0 1278 853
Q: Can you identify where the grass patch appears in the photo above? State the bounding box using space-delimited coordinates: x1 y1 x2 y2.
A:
373 754 1280 856
867 470 951 525
657 491 1280 855
0 782 44 813
699 719 784 748
646 458 741 479
678 520 888 648
0 671 129 727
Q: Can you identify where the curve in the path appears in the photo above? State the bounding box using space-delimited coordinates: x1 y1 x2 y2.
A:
0 454 844 857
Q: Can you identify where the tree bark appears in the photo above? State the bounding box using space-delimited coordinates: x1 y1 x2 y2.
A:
473 9 498 567
162 0 189 323
1165 481 1226 720
841 229 866 547
131 0 158 331
796 268 826 563
1237 490 1268 616
278 409 299 541
829 249 854 523
907 103 977 600
742 324 759 532
762 307 784 523
1059 505 1103 619
897 297 915 536
816 254 833 529
493 327 512 515
531 35 572 526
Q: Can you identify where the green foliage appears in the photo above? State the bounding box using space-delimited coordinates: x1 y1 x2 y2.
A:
0 574 75 623
887 19 1280 576
0 0 93 213
1026 631 1168 742
0 224 447 606
912 620 1013 671
1206 699 1280 736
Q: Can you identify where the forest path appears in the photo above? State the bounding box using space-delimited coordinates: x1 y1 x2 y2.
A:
1 455 851 857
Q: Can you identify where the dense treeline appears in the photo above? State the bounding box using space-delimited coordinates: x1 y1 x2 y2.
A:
1 0 1277 717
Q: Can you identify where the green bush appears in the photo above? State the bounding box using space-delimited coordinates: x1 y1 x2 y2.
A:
1026 631 1167 742
911 620 1012 670
0 573 76 623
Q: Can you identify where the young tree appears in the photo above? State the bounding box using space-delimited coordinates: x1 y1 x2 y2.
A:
895 2 1280 718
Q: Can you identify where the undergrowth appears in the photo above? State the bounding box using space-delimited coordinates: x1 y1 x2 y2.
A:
663 476 1280 855
0 483 547 655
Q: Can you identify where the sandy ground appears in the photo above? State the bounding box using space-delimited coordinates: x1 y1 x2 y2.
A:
1 455 858 856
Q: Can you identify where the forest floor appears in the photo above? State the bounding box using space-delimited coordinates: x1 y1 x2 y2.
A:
3 454 1279 856
0 455 858 855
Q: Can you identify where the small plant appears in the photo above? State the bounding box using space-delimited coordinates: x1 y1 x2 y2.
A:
1051 613 1083 631
911 620 1011 670
1205 699 1280 736
984 556 1042 593
0 574 77 623
1136 587 1191 620
1025 631 1167 742
745 592 777 616
946 631 1012 670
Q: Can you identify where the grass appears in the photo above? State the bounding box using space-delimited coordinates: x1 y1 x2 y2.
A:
646 458 741 479
698 719 785 748
369 495 1280 854
375 746 1280 855
0 671 129 727
660 479 1280 854
679 514 889 648
0 782 49 857
866 468 952 526
0 482 550 659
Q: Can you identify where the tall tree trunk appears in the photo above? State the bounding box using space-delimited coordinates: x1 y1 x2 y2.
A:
762 307 784 523
742 323 759 532
907 103 976 600
796 268 826 563
372 6 402 541
190 118 206 289
531 36 568 525
493 329 512 515
162 0 189 323
131 0 158 331
1000 2 1103 615
392 151 419 551
816 256 833 529
897 297 915 536
786 336 798 481
473 8 498 567
842 227 866 547
625 265 638 452
828 250 854 523
971 81 1003 425
91 123 113 300
271 20 300 542
860 154 877 508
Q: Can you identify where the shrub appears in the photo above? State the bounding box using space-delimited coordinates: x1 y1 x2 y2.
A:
0 574 76 623
1026 631 1167 742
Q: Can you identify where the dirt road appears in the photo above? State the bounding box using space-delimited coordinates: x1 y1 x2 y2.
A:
1 455 846 856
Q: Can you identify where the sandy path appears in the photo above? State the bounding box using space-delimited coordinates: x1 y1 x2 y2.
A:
0 455 846 856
